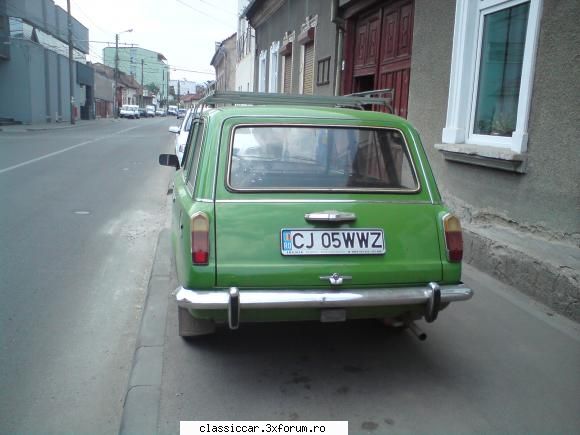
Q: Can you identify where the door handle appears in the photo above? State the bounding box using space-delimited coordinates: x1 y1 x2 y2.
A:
304 211 356 223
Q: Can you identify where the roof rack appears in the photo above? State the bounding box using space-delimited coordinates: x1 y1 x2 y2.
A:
193 89 393 114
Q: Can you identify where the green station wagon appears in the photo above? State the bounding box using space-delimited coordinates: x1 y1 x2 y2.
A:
159 91 473 339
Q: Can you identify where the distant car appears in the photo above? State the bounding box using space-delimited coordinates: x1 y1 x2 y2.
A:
158 91 473 338
156 108 166 116
168 105 178 116
177 108 187 119
138 107 147 118
146 105 156 117
119 104 139 119
169 108 194 163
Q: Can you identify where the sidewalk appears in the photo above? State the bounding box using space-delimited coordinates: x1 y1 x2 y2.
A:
0 117 121 133
463 222 580 322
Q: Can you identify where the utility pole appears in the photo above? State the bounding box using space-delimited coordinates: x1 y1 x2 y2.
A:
114 33 119 118
177 80 180 109
67 0 75 124
141 59 144 107
112 29 132 118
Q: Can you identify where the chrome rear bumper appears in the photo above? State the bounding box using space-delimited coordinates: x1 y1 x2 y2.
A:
176 283 473 330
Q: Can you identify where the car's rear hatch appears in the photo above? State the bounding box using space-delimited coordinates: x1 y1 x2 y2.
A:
215 201 442 288
214 121 442 288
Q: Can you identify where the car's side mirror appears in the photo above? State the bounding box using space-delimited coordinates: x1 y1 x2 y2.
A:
168 126 180 134
159 154 180 170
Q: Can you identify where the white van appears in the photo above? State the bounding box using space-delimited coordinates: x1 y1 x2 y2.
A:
120 104 139 119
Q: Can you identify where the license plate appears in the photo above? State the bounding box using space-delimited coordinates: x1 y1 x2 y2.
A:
281 229 385 256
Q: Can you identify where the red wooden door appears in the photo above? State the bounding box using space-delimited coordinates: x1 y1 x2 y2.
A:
345 1 414 118
353 11 381 73
377 2 414 118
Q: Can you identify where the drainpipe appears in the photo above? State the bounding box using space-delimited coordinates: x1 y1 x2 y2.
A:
331 0 345 96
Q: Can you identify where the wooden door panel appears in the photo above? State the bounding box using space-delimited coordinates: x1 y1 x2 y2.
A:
398 3 413 57
354 22 368 69
379 68 410 118
366 13 381 67
382 10 399 62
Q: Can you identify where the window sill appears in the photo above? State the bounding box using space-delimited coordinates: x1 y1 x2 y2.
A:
434 143 527 173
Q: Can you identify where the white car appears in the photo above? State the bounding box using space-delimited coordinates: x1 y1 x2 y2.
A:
146 105 156 117
119 104 139 119
169 108 194 163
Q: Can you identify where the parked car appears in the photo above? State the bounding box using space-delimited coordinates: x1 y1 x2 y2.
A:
168 108 194 163
119 104 139 119
156 108 166 116
158 91 473 338
138 107 147 118
168 105 178 116
177 108 187 119
169 108 211 163
146 105 156 117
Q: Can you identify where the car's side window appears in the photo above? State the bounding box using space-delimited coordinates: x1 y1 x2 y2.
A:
185 120 205 190
181 120 198 172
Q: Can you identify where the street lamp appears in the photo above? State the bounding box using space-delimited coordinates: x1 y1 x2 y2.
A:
113 28 133 119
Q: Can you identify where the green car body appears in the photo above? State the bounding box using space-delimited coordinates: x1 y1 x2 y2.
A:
161 100 472 337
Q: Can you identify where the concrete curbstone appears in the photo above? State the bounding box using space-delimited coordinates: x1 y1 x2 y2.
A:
119 229 172 434
463 227 580 322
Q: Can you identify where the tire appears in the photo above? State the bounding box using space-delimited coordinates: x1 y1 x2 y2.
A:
178 306 216 337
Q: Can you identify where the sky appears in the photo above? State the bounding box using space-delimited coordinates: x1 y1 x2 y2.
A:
53 0 240 83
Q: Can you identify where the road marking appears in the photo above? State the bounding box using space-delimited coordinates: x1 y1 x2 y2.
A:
0 125 141 175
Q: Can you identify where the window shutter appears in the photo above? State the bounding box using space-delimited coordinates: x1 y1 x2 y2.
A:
283 55 292 94
303 43 314 95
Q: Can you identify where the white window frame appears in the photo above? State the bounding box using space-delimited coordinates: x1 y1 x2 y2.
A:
258 49 267 92
442 0 543 154
269 41 280 93
298 45 305 95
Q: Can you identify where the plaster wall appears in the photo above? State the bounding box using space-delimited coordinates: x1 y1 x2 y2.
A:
28 41 45 122
223 36 237 91
94 72 114 102
252 0 336 94
407 0 580 239
236 55 254 91
0 39 31 122
236 46 255 92
0 39 82 124
45 49 59 119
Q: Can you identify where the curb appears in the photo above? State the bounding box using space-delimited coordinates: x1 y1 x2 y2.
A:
463 227 580 322
119 228 172 435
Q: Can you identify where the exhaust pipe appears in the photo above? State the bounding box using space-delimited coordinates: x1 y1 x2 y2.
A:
407 321 427 341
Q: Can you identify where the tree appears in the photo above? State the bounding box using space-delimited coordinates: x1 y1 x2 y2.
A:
145 83 160 95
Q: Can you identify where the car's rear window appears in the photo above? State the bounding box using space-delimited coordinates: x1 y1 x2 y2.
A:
228 125 419 191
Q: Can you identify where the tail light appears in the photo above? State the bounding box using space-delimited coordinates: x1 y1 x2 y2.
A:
191 212 209 265
443 213 463 262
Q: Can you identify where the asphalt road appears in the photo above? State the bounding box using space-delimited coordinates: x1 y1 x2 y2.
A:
153 245 580 434
0 118 175 433
2 118 579 435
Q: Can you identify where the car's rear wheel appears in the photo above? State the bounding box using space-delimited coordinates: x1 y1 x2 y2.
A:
178 306 216 337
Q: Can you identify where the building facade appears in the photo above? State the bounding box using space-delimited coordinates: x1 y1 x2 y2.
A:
244 0 337 96
103 46 169 106
210 33 237 92
236 0 255 92
243 0 579 321
0 0 93 123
